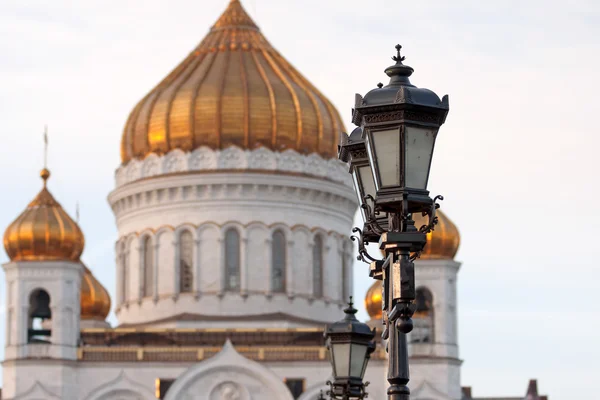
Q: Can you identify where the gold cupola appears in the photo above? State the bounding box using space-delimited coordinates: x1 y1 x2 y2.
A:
414 209 460 259
81 265 111 321
120 0 344 164
3 169 85 262
365 280 383 320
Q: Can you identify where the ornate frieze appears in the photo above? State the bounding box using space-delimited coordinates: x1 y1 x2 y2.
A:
115 147 352 188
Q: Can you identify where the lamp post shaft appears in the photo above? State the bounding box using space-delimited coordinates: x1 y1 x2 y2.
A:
387 327 410 400
382 220 419 400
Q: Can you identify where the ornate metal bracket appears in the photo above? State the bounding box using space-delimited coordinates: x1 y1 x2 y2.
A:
418 195 443 234
350 227 377 264
361 195 386 235
411 195 444 261
326 380 370 399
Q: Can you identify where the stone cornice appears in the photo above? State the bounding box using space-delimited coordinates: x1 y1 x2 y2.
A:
115 147 352 188
108 171 357 223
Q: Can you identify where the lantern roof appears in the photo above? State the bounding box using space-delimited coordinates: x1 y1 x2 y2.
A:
325 297 375 340
353 45 449 127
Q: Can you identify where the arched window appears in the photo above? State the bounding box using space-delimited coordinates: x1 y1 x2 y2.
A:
224 228 240 291
271 230 286 292
179 230 194 293
341 251 349 302
28 289 51 343
142 236 153 297
411 287 434 343
121 241 128 304
313 235 323 297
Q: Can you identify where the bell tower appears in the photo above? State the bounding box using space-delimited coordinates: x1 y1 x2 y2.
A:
2 167 84 399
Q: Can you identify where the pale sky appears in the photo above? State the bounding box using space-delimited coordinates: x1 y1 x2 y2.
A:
1 1 599 399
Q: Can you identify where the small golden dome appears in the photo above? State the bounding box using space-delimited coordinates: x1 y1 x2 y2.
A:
365 280 383 320
3 170 85 262
81 265 111 320
121 0 344 164
414 209 460 259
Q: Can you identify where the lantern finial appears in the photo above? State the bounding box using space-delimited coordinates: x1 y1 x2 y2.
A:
344 296 358 318
392 44 405 64
385 43 414 81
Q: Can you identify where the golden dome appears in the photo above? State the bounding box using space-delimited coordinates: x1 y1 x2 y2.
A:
365 280 383 320
3 169 85 262
414 209 460 259
121 0 344 164
81 265 111 320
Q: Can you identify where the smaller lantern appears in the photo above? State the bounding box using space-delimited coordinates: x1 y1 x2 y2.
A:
325 297 376 398
339 128 376 224
338 129 387 243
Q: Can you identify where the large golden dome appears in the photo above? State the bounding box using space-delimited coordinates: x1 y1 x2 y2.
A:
81 265 111 320
365 280 383 320
3 169 85 262
120 0 344 164
414 209 460 259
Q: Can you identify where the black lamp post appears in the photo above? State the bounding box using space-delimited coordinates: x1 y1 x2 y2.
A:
325 297 376 399
339 45 449 400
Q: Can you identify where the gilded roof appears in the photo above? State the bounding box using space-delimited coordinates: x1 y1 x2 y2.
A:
81 265 111 320
121 0 344 164
3 169 85 262
365 280 383 320
414 209 460 260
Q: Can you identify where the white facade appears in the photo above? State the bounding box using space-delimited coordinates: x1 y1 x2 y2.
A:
1 154 462 400
108 147 357 328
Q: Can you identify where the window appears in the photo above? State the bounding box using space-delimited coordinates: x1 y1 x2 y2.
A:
28 289 51 343
313 235 323 297
142 236 153 297
411 287 434 343
224 228 240 291
341 251 349 302
121 242 128 303
271 230 286 292
284 378 305 399
155 378 175 399
179 231 194 293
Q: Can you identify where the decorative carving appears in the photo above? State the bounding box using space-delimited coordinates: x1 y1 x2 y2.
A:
248 147 276 170
278 149 303 173
164 150 186 173
116 146 350 188
219 147 247 169
142 155 160 177
404 111 440 124
190 147 218 170
395 86 413 104
211 382 245 400
363 111 403 124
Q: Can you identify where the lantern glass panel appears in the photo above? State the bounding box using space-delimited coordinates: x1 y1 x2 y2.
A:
350 343 368 378
369 128 400 189
333 343 351 377
360 352 370 380
404 126 436 190
356 165 376 222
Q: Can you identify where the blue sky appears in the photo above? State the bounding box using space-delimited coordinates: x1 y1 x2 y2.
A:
1 1 599 398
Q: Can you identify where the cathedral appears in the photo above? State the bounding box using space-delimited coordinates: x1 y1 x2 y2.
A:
0 1 547 399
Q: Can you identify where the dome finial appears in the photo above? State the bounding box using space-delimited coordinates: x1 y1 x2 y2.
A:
41 125 50 187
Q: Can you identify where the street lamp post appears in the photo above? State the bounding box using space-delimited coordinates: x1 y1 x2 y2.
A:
324 297 376 399
339 45 449 400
